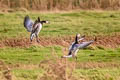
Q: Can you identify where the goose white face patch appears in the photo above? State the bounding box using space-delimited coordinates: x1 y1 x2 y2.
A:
77 34 80 37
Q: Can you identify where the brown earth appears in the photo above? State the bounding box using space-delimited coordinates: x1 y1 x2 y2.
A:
0 35 120 48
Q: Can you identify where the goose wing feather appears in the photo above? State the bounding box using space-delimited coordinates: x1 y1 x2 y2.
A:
24 16 34 32
78 40 94 49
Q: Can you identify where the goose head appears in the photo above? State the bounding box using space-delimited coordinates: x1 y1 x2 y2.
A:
76 33 80 38
37 17 49 24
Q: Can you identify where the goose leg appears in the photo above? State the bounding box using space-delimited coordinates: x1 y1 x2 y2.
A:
75 56 77 60
30 33 35 42
35 34 40 43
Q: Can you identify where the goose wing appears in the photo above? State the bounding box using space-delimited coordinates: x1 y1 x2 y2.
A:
24 15 34 32
78 40 94 49
78 36 96 49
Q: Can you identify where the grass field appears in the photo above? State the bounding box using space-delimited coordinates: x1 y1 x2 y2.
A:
0 10 120 39
0 11 120 80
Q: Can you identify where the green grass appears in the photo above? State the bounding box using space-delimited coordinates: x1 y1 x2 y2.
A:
12 68 44 80
0 11 120 80
0 46 120 64
0 46 120 80
74 68 120 80
0 11 120 39
0 46 62 64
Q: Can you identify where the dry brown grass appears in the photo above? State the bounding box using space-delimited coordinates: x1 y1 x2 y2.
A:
1 57 120 80
39 59 77 80
38 48 77 80
0 0 120 11
0 35 120 48
0 60 12 80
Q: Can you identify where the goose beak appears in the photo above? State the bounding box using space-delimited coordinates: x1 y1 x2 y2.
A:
46 21 50 24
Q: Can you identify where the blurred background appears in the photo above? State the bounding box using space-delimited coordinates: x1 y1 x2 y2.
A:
0 0 120 12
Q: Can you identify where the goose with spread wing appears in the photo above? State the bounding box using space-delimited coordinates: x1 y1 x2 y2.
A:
24 15 49 43
62 34 96 59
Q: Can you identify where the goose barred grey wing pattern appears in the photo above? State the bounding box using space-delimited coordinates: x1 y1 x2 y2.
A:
23 16 49 43
67 40 94 58
78 40 94 49
24 16 34 32
62 34 96 58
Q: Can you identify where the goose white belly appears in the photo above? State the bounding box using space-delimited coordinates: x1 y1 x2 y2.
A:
74 49 79 56
35 23 42 35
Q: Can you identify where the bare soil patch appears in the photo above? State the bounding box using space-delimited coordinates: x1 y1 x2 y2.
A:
0 35 120 48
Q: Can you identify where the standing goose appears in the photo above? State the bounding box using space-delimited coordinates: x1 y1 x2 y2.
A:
24 15 49 43
62 34 96 59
